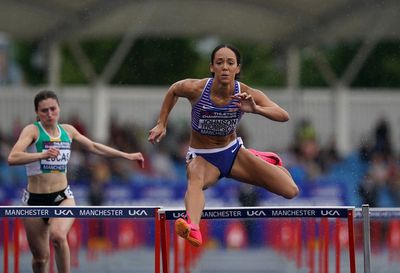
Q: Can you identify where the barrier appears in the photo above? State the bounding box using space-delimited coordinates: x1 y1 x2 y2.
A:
358 205 400 273
0 206 160 273
158 206 356 273
12 205 400 272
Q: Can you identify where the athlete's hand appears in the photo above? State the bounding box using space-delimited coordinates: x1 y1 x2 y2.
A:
125 152 145 168
42 147 60 159
231 92 257 113
148 124 167 144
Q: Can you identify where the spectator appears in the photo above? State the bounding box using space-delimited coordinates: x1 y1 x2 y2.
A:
358 151 389 207
373 117 392 156
88 157 111 206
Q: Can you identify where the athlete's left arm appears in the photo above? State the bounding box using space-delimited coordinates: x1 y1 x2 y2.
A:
63 124 144 168
233 84 289 122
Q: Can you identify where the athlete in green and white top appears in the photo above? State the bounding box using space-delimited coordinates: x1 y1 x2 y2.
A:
8 90 145 273
26 121 72 176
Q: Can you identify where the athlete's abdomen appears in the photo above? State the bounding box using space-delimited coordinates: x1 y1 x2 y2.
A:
190 130 237 149
27 173 68 194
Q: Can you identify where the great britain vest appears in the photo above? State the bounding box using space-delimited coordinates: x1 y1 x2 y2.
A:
191 78 244 136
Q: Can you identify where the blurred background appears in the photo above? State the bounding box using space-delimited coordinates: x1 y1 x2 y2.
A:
1 0 400 209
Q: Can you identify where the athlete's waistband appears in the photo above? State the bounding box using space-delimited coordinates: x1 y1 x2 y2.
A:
22 185 74 206
188 137 243 154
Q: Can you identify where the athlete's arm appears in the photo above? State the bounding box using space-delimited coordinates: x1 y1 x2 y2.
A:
8 125 59 165
233 84 289 122
148 79 200 144
64 124 144 168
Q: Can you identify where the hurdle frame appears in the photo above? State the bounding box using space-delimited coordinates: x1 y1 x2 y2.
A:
158 206 357 273
0 205 161 273
357 205 400 273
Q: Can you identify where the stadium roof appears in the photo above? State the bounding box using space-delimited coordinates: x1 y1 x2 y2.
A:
1 0 399 48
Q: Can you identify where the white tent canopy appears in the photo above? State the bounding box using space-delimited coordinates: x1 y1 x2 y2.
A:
1 0 399 45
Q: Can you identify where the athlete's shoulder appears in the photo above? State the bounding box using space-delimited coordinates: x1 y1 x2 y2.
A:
17 124 39 140
239 82 263 95
238 81 250 91
25 123 37 129
60 124 78 137
173 78 208 90
23 123 39 134
171 78 208 99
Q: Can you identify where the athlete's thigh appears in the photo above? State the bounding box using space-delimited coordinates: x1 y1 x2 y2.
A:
231 148 298 196
230 148 271 186
49 198 76 235
187 155 220 189
23 218 50 256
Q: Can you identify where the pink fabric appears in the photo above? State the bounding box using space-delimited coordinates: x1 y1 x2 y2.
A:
248 149 283 166
175 217 203 247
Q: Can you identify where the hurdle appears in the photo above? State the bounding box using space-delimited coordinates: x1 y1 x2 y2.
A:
358 205 400 273
0 206 160 273
158 206 356 273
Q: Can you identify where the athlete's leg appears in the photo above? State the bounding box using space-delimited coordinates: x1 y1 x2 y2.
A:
23 218 50 273
176 156 219 247
231 148 299 199
49 198 76 273
185 156 220 225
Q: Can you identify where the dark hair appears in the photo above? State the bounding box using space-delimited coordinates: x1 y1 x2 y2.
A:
210 44 241 80
34 90 59 111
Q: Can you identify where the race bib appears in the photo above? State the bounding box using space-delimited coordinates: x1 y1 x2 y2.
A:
198 111 239 136
40 141 71 172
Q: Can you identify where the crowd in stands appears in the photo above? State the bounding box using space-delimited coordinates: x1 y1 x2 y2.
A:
1 115 399 207
357 118 400 206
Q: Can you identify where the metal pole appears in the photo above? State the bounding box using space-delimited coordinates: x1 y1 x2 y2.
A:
362 204 371 273
347 209 356 273
159 212 169 273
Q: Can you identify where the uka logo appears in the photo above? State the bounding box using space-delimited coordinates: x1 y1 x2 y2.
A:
246 210 267 217
321 210 340 216
128 209 148 216
54 209 74 216
172 212 187 219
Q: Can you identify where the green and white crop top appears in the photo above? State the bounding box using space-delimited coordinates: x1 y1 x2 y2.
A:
25 121 72 176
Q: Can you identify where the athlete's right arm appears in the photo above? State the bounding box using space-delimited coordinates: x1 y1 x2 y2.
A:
7 125 59 165
148 79 199 144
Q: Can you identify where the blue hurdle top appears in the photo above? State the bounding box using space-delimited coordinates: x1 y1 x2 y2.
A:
0 206 160 218
159 206 354 220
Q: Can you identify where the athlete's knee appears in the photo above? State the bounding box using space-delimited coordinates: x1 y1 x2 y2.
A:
282 183 299 199
187 177 206 190
50 231 68 249
32 254 49 269
278 166 292 178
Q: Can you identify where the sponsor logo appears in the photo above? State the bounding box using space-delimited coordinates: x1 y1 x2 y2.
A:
54 195 64 203
172 212 186 219
54 209 74 216
202 105 216 110
128 209 148 216
246 210 267 217
231 145 238 153
321 210 340 216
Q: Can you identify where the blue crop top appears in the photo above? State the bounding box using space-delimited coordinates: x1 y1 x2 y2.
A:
191 78 244 136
